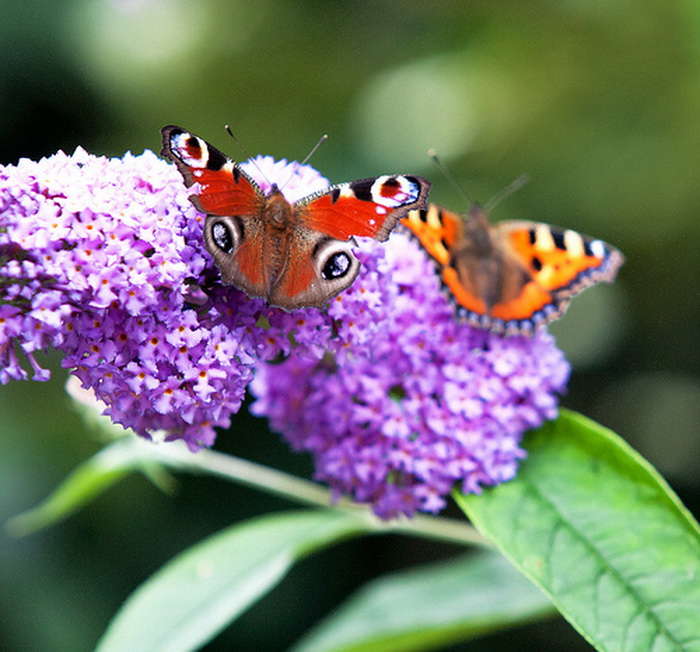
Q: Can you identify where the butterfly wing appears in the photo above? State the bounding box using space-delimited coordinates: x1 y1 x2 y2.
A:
266 230 362 310
161 126 271 296
297 175 431 241
265 175 431 309
161 126 263 217
401 204 463 267
494 220 625 327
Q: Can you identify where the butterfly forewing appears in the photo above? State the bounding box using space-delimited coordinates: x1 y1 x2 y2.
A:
401 205 462 266
161 126 262 218
299 175 431 242
499 221 624 294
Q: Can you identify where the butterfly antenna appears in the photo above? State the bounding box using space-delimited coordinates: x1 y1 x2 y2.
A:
428 149 476 205
224 124 271 186
484 174 530 213
279 133 329 192
300 134 328 166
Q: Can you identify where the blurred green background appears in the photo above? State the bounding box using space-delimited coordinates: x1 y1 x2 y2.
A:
1 1 698 650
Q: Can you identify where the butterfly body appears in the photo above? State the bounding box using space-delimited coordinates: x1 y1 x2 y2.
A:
402 203 624 335
161 126 430 310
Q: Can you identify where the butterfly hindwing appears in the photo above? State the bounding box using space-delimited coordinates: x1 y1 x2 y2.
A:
203 213 269 293
271 232 361 309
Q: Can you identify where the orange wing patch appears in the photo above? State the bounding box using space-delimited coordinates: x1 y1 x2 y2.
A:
489 282 556 322
274 260 317 301
232 239 266 288
504 223 614 293
298 193 378 241
302 175 431 242
401 205 462 267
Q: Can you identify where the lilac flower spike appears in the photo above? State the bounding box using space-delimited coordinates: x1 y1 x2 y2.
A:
0 148 334 449
251 234 570 519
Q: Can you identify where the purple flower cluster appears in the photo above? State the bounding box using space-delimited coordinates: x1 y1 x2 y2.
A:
1 144 570 517
0 148 333 449
250 233 570 518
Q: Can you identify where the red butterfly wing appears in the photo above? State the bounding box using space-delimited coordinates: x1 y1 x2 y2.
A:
297 175 431 241
160 125 261 218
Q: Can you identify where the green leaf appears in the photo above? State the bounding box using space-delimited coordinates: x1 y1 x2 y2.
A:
6 437 172 536
293 551 556 652
96 510 373 652
456 409 700 652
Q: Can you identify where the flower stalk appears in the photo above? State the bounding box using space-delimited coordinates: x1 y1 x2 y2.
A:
148 440 492 547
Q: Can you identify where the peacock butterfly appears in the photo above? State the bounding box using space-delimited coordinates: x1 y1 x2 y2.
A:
161 126 431 310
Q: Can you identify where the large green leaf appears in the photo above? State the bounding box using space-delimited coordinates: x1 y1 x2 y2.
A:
293 551 555 652
457 409 700 652
96 510 373 652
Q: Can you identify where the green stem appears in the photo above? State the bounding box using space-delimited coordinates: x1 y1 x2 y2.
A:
151 441 492 548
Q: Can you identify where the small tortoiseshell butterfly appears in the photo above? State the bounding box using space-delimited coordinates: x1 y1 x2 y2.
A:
161 126 431 310
401 203 624 335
